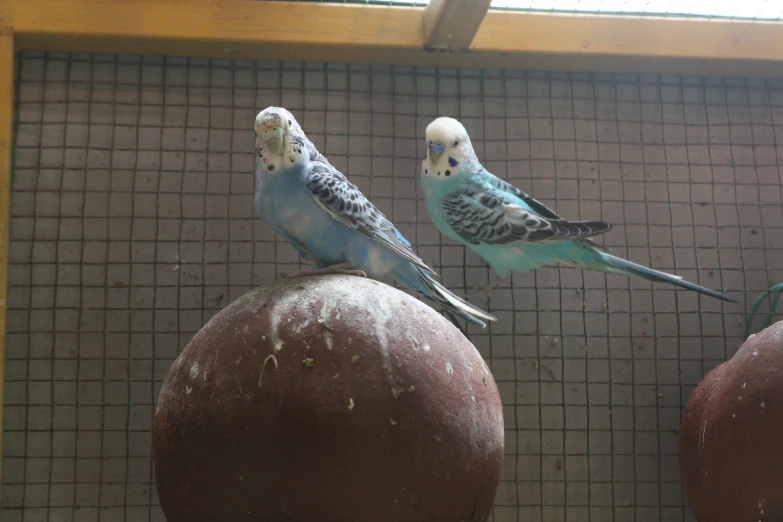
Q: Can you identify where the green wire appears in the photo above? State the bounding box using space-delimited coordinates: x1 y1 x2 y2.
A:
743 283 783 339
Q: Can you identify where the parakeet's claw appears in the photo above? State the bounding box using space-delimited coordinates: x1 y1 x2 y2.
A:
465 275 510 301
287 262 367 279
262 354 278 369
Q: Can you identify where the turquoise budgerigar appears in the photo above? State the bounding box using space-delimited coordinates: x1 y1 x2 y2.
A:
253 107 497 328
419 117 737 303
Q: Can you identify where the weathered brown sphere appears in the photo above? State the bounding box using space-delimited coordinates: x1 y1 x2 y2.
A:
680 320 783 521
154 275 504 522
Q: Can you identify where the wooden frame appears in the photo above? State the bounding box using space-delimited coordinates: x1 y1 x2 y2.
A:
0 0 782 492
2 0 783 77
0 28 12 488
425 0 493 51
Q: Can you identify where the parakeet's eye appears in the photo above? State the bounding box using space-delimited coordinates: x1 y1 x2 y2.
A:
453 141 459 147
288 120 292 125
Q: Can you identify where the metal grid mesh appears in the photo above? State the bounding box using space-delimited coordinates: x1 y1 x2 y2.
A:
489 0 783 21
3 51 783 522
273 0 429 5
269 0 783 21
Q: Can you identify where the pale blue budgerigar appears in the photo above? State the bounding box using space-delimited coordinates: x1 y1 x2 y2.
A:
253 107 497 329
420 117 737 304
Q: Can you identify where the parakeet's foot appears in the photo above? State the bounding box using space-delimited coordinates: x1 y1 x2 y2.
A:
286 262 367 279
465 276 510 300
262 354 278 370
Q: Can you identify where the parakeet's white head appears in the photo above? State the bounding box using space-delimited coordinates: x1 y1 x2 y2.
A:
255 106 310 174
421 117 480 181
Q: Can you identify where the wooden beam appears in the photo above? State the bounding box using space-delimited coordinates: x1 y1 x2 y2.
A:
424 0 492 51
474 10 783 78
0 27 13 492
2 0 783 77
5 0 425 64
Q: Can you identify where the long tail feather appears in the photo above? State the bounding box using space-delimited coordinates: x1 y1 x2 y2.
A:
599 254 737 303
415 267 498 328
443 310 469 336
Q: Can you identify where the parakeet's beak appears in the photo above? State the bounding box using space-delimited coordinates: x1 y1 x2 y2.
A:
428 141 445 163
257 123 285 155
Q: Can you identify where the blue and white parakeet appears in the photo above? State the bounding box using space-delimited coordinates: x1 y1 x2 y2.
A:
420 117 737 304
253 107 497 328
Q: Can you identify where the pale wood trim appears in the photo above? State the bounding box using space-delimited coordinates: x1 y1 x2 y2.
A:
2 0 783 77
425 0 492 51
0 27 14 492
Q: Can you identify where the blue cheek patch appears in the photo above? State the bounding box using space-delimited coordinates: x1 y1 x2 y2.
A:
448 156 459 167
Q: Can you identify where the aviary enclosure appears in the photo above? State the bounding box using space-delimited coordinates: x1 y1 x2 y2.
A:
1 1 782 521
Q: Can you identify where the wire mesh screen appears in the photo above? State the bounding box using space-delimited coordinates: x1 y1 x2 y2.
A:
268 0 783 21
3 51 783 522
489 0 783 21
274 0 429 6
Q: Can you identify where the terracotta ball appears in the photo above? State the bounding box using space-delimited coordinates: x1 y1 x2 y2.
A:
154 274 504 522
680 320 783 521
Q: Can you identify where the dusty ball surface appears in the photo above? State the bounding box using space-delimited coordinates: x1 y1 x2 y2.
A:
679 321 783 521
154 275 504 522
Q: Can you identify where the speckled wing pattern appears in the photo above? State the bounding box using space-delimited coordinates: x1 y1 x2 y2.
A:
441 182 612 246
485 174 561 220
305 160 432 271
483 172 610 250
